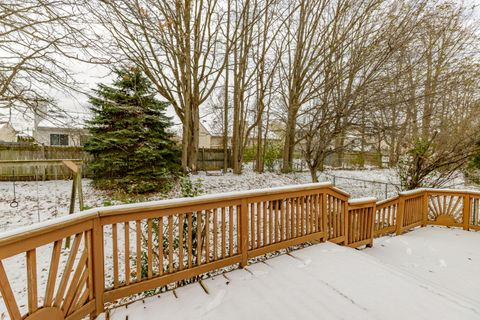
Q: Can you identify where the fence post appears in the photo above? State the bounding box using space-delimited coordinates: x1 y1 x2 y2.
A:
396 195 405 235
463 193 471 231
240 199 249 267
92 217 105 316
422 191 429 227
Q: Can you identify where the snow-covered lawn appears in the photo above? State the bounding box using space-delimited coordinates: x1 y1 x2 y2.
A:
0 179 105 232
0 168 469 233
102 227 480 320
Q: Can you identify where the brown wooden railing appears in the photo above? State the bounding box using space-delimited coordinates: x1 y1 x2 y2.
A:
0 184 479 320
373 189 480 236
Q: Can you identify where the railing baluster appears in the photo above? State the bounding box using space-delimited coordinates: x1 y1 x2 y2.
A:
250 203 255 249
263 202 268 245
205 210 210 263
221 207 226 258
229 206 234 257
45 240 62 306
159 217 164 275
169 215 174 271
240 199 248 267
147 219 152 278
92 218 104 315
124 222 130 285
178 213 184 270
55 233 82 307
213 208 218 260
26 248 38 314
135 220 141 281
286 199 291 239
112 223 119 287
256 202 261 247
187 213 192 269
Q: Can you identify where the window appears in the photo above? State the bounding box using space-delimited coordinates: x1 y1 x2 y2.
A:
50 134 69 146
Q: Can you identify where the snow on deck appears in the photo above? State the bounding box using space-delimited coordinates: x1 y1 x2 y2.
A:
365 226 480 306
102 227 480 320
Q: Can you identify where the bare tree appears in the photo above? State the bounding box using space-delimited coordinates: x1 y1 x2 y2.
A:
0 0 93 116
86 0 230 171
222 0 284 174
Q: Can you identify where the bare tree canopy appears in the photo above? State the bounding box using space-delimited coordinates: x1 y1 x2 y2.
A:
0 0 95 116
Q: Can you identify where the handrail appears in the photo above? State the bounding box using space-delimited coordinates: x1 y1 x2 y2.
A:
0 183 338 247
0 185 479 320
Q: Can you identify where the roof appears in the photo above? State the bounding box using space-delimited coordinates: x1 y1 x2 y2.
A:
36 118 86 130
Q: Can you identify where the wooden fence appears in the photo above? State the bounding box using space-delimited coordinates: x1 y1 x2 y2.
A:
0 143 92 180
197 148 231 171
0 185 479 320
0 144 231 180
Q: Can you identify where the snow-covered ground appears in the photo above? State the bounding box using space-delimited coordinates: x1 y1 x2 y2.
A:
0 179 105 232
102 227 480 320
0 168 470 233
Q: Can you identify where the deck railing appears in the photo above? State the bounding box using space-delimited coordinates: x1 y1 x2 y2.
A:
0 184 479 320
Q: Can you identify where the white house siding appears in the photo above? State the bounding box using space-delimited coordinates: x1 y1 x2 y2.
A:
33 127 89 147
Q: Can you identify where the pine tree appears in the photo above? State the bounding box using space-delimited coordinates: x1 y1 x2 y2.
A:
84 67 180 193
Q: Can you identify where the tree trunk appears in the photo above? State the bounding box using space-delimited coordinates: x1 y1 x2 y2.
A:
282 105 297 173
255 104 264 173
309 164 318 182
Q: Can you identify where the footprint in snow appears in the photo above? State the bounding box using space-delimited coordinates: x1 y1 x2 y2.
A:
205 289 227 313
439 259 447 268
297 258 312 268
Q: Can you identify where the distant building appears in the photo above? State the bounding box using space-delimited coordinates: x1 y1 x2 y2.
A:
0 122 18 142
32 102 90 147
33 121 90 147
199 122 280 149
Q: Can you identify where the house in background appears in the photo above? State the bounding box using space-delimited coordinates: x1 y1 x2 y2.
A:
32 103 90 147
33 121 90 147
0 122 18 142
199 120 281 149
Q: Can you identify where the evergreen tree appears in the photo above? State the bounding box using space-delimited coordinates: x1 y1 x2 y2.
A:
85 67 180 193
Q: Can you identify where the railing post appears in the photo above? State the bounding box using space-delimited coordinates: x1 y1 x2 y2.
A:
240 199 249 267
92 217 105 316
463 193 471 231
422 191 429 227
396 195 405 235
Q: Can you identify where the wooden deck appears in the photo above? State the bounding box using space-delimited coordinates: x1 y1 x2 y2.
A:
102 228 480 320
0 184 480 319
